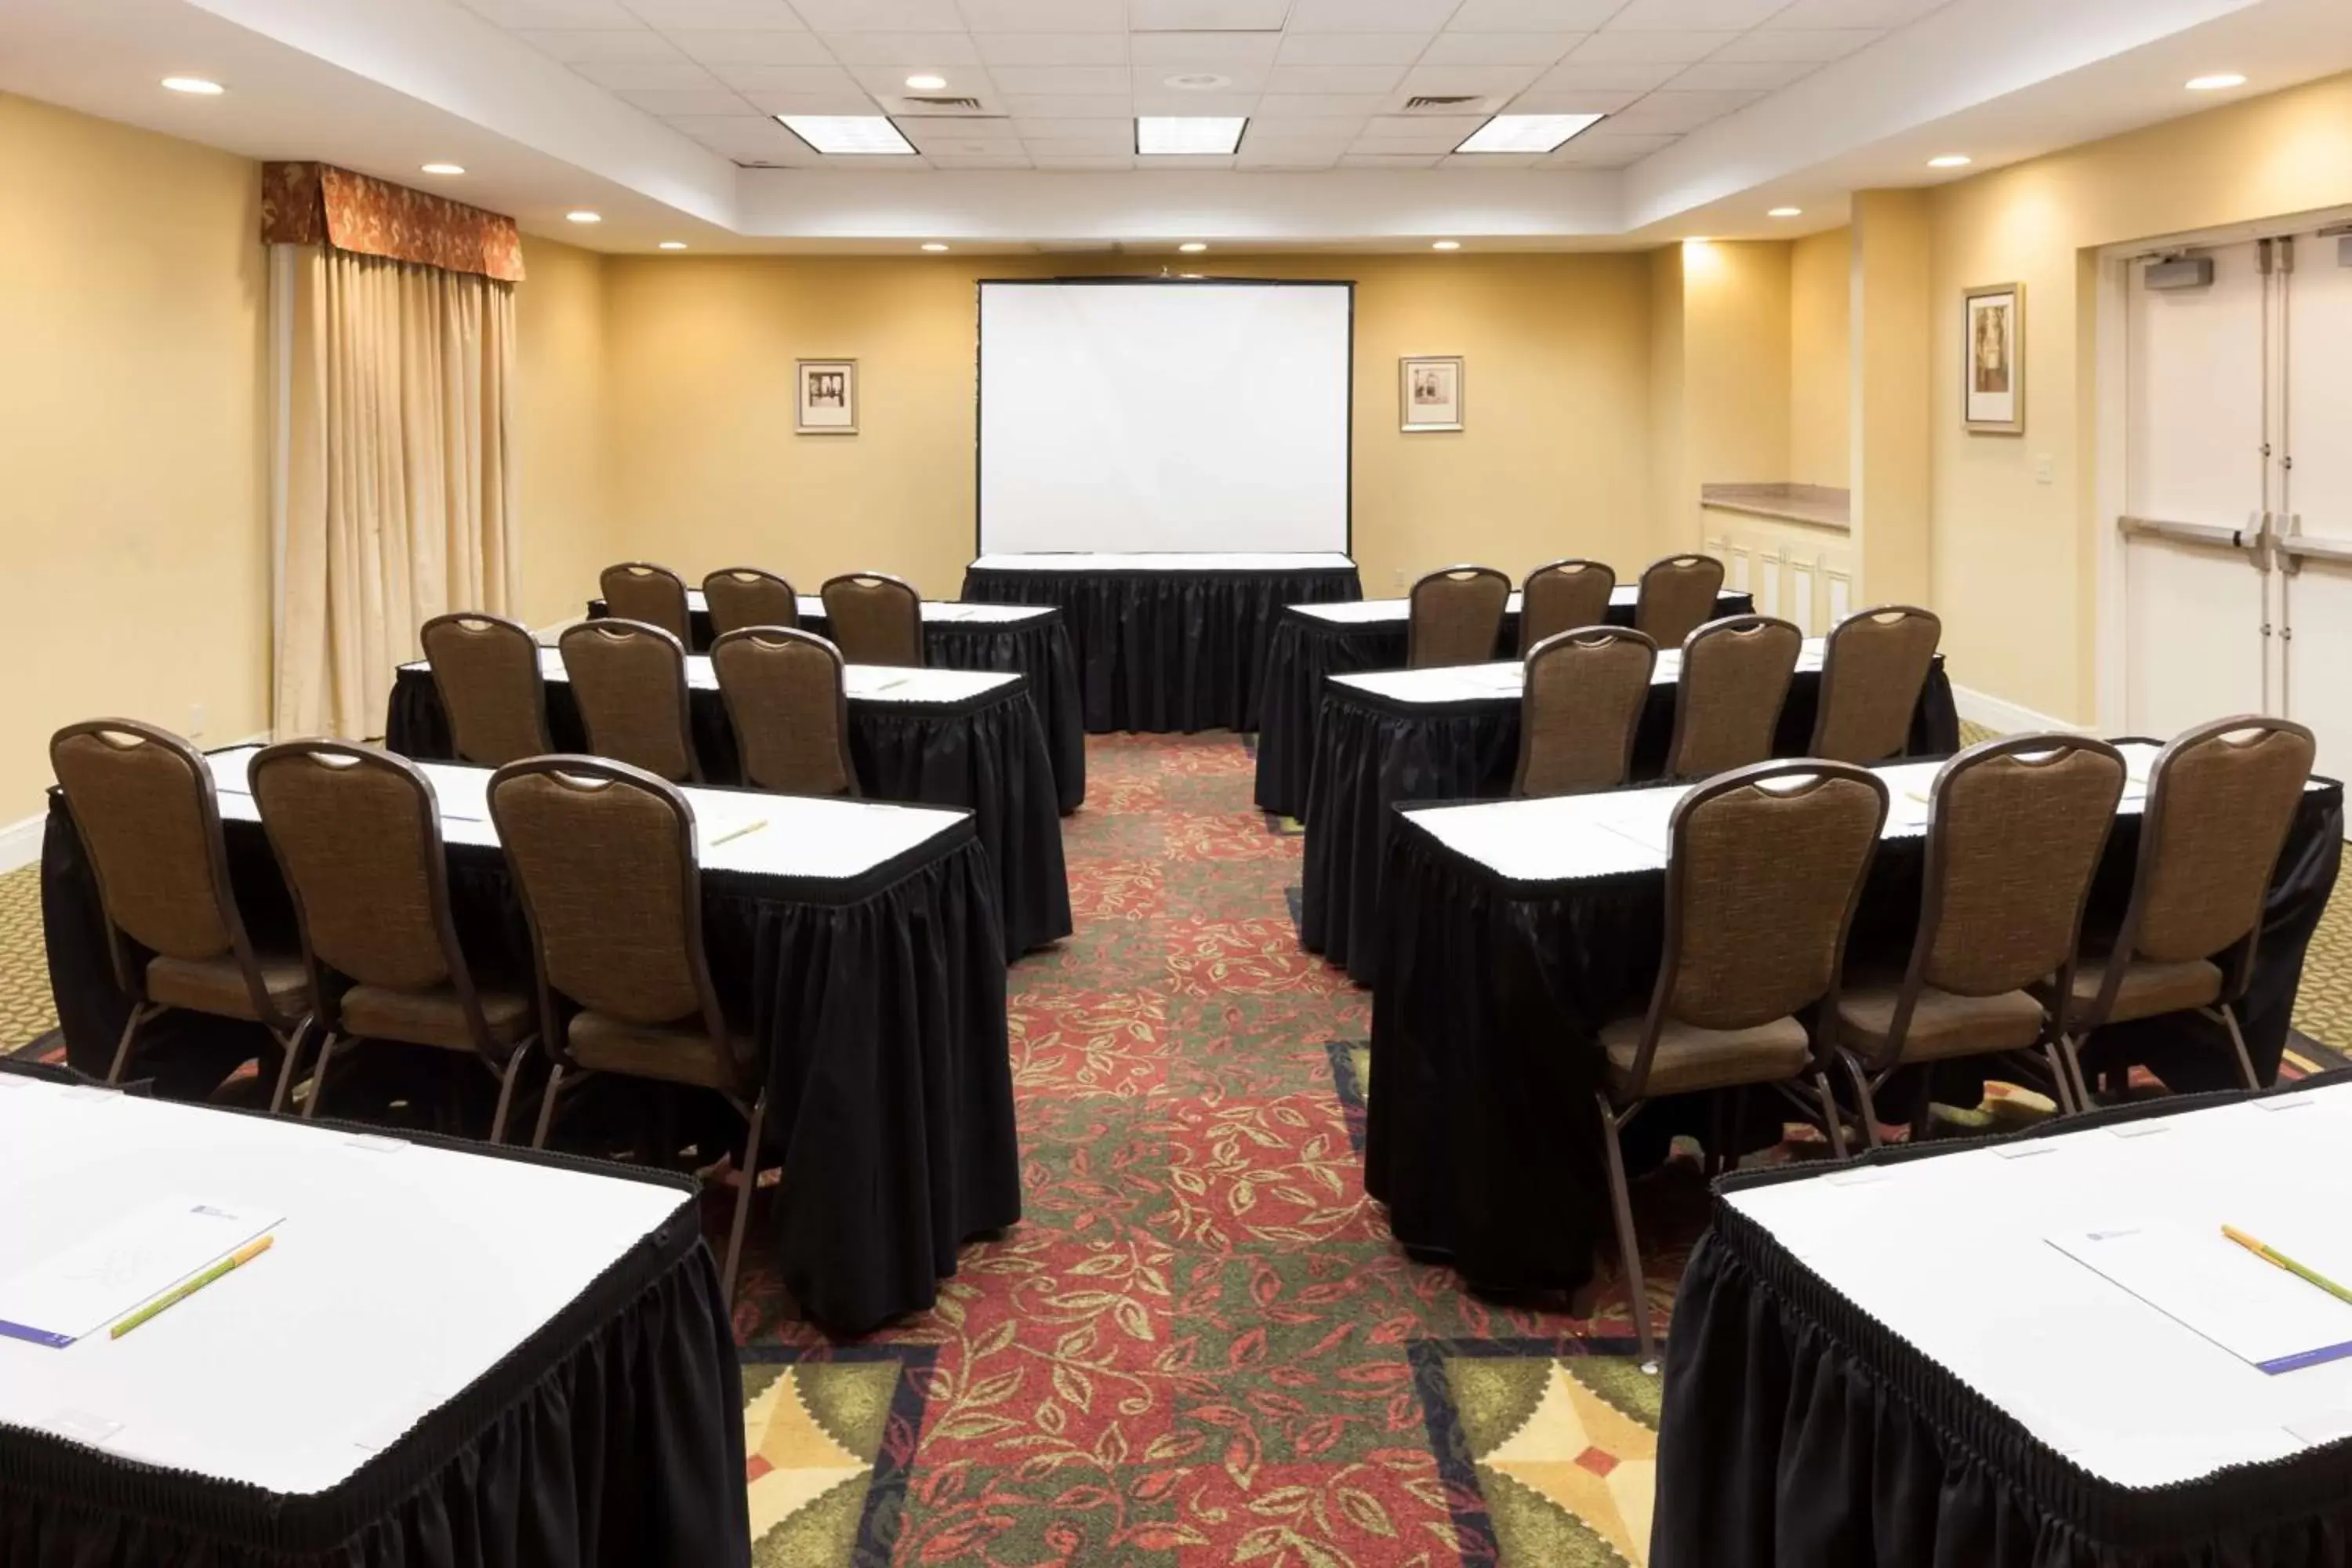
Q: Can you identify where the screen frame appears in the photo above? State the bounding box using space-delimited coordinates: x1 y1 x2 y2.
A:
972 275 1357 559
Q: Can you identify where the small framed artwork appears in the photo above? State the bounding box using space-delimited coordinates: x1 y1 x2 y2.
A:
1962 284 2024 435
1400 355 1464 433
796 358 858 434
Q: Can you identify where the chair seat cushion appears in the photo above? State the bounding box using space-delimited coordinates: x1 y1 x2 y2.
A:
146 953 309 1022
2034 957 2223 1027
568 1010 752 1093
340 983 534 1055
1597 1014 1813 1096
1835 984 2045 1063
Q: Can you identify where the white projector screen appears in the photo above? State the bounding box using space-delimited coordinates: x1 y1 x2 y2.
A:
978 280 1352 556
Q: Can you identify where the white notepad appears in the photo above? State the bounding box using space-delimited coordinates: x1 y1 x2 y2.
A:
2050 1220 2352 1375
0 1197 281 1349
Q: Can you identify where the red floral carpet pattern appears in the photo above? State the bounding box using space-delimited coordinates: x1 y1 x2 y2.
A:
733 734 1674 1566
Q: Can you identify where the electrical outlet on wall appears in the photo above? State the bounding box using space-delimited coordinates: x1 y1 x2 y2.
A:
188 702 205 742
1391 568 1406 590
2033 453 2056 486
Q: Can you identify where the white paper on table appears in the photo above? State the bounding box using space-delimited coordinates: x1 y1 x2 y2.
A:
2049 1221 2352 1375
0 1197 280 1349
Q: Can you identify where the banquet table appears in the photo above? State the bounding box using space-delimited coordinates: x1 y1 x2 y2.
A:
586 593 1085 815
40 749 1021 1336
1299 640 1961 984
1365 744 2344 1303
1253 585 1756 818
385 652 1072 959
1657 1076 2352 1566
0 1067 749 1568
959 551 1363 735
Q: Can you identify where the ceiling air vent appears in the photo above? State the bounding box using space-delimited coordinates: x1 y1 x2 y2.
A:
902 95 986 112
1403 95 1481 112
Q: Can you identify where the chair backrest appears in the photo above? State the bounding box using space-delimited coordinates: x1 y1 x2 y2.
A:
600 561 691 643
1513 626 1657 797
1666 614 1803 779
420 612 552 767
1519 558 1617 655
1618 760 1888 1098
819 572 924 668
557 619 701 783
488 757 728 1041
1810 605 1942 764
702 568 799 637
250 742 495 1044
1406 565 1512 669
710 626 858 797
2113 716 2315 996
1635 554 1726 648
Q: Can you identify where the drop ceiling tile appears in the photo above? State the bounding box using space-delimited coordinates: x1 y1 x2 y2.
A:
1604 0 1784 27
1243 132 1360 153
618 85 759 111
1602 85 1762 129
1133 90 1258 115
1273 32 1430 64
1003 92 1138 114
1544 130 1675 163
570 57 728 87
1397 62 1543 94
991 63 1133 92
1029 151 1137 165
957 0 1127 30
1022 130 1137 152
1131 64 1269 93
1338 151 1443 167
1350 125 1473 152
1711 27 1880 60
1417 31 1581 64
1359 112 1485 137
1130 0 1290 29
1237 147 1341 167
1507 87 1639 113
786 0 964 28
1264 63 1408 93
1131 151 1238 165
1668 58 1813 89
848 62 1000 94
1286 0 1458 31
1768 0 1945 24
717 62 865 93
926 152 1037 165
826 32 984 64
1131 30 1282 64
514 28 685 62
739 87 883 112
1012 114 1130 134
977 31 1129 62
902 120 1025 149
1443 151 1541 166
1445 0 1624 30
669 28 835 61
623 0 804 22
1256 91 1390 116
1530 57 1680 89
1570 30 1734 62
468 0 640 24
668 113 815 157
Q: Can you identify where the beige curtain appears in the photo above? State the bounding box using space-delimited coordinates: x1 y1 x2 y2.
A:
276 244 517 739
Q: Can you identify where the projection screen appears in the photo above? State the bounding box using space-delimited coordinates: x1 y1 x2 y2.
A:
977 280 1353 556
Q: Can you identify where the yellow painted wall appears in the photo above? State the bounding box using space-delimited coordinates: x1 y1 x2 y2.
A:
512 235 615 630
601 251 1657 601
1646 245 1688 562
1928 71 2352 722
1677 240 1793 550
1788 227 1852 491
0 92 268 821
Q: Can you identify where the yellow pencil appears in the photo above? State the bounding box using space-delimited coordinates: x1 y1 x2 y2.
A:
2223 1225 2352 1309
109 1234 274 1339
709 818 768 848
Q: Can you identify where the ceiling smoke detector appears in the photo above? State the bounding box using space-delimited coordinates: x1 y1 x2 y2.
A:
1163 72 1232 91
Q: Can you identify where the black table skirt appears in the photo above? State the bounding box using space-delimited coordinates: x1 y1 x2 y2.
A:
383 669 1072 960
41 796 1022 1337
959 562 1363 734
1363 777 2343 1298
1301 662 1961 985
0 1102 749 1566
586 600 1087 815
1253 593 1756 819
1654 1076 2352 1567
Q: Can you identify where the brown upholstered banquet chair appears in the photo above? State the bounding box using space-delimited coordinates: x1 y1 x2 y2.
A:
1834 735 2126 1137
600 561 692 644
49 720 314 1104
1406 564 1512 669
1634 554 1727 650
488 756 768 1303
2034 716 2316 1105
711 626 859 797
1811 605 1943 764
819 572 925 668
420 612 553 768
249 741 538 1140
702 568 800 637
1512 627 1657 798
1519 558 1617 655
1664 614 1803 779
557 619 702 784
1596 759 1888 1361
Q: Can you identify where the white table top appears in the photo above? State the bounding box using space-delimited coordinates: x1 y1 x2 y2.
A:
1731 1080 2352 1488
207 747 967 883
404 651 1018 709
968 552 1356 573
675 590 1051 626
1291 584 1750 628
1331 637 1829 707
0 1076 688 1495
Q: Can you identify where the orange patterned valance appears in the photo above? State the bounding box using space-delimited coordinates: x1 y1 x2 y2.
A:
261 162 525 283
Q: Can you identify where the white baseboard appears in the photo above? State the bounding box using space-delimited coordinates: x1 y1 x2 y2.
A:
1951 684 2089 739
2 730 274 877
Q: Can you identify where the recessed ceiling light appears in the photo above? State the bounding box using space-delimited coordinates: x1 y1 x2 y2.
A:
659 241 688 250
778 114 917 156
1769 206 1802 218
1929 154 1972 169
1178 241 1208 252
161 77 223 95
2187 73 2247 90
1137 116 1247 156
905 73 947 91
1432 240 1461 251
920 242 950 252
1456 113 1604 154
566 210 602 223
421 162 465 176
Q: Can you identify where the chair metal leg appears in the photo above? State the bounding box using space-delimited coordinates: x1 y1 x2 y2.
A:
267 1019 313 1114
1908 1074 1936 1145
487 1043 532 1146
1835 1056 1882 1150
1814 1071 1853 1160
299 1033 339 1120
2217 1004 2262 1092
107 1004 158 1084
720 1089 771 1310
2049 1036 2092 1116
531 1063 565 1150
1595 1093 1656 1367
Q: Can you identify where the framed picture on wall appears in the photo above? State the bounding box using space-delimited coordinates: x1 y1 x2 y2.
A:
797 358 858 434
1399 355 1464 432
1962 284 2024 434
